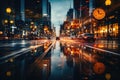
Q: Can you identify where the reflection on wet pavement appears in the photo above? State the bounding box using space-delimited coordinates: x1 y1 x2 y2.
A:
32 40 120 80
0 40 120 80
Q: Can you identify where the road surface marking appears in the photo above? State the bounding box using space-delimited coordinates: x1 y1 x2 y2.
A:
85 45 120 56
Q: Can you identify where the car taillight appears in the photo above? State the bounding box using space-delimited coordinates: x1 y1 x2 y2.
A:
5 37 8 39
84 36 88 39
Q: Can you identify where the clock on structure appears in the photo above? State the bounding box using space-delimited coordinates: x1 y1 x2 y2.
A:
92 8 106 20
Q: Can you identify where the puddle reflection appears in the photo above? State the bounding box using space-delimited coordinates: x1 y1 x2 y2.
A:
0 41 120 80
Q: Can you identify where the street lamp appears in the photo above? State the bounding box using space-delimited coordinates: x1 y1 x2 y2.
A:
10 20 14 24
105 0 111 6
6 7 12 37
6 8 12 14
4 19 8 24
105 0 111 39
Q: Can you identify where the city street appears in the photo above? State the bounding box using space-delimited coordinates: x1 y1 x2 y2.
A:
0 0 120 80
0 39 120 80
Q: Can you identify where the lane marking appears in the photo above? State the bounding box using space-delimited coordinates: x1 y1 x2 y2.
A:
0 44 43 60
34 41 56 64
85 45 120 56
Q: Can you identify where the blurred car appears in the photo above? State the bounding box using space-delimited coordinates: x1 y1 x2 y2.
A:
0 35 9 40
81 33 95 42
56 37 60 40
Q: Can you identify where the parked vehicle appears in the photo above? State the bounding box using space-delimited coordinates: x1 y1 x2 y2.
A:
81 33 95 42
0 34 8 40
56 37 60 40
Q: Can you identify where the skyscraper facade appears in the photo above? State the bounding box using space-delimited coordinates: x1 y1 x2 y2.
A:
25 0 42 22
73 0 94 18
73 0 80 19
66 8 74 22
42 0 51 30
21 0 25 21
42 0 48 16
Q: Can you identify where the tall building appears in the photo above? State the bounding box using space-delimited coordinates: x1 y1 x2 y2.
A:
0 0 51 38
73 0 80 18
89 0 94 16
42 0 51 28
73 0 94 18
81 0 89 18
48 2 51 27
21 0 25 21
25 0 51 25
66 8 74 22
25 0 51 37
25 0 42 22
42 0 48 16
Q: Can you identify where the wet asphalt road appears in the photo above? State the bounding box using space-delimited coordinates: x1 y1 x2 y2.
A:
0 39 120 80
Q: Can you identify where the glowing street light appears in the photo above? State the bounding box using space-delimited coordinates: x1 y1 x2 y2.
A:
6 8 12 14
10 20 14 24
105 0 111 6
4 20 8 24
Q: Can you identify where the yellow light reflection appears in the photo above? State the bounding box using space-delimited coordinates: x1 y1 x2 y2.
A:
105 73 111 80
6 8 12 14
6 71 12 77
4 19 8 23
98 44 104 48
9 58 14 62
